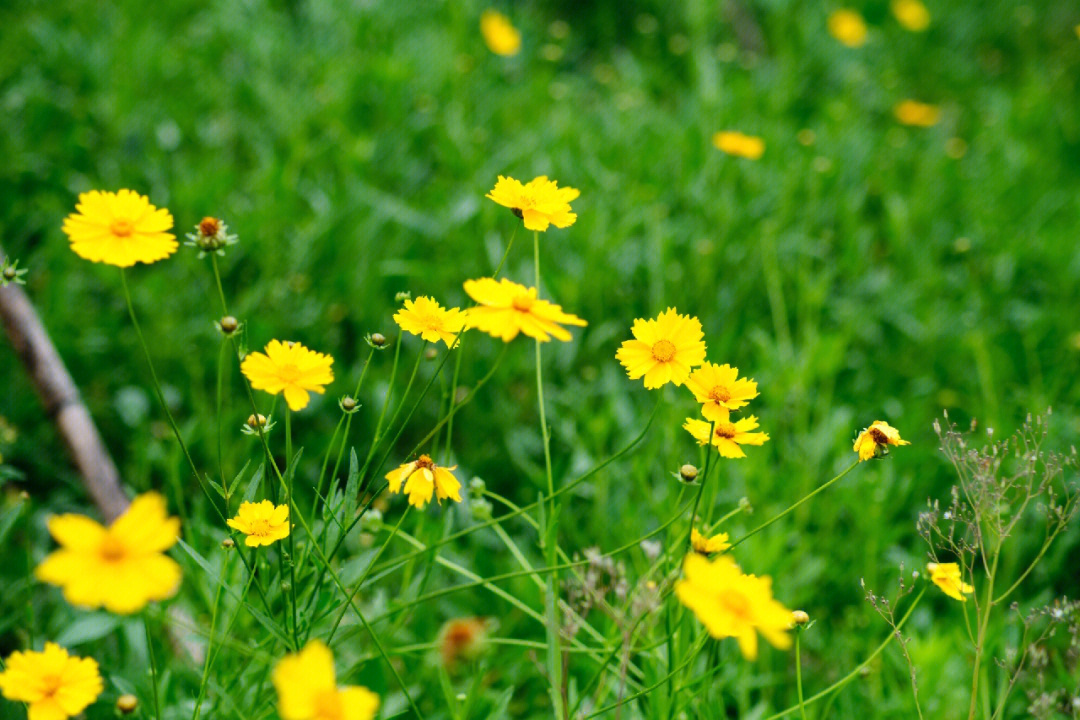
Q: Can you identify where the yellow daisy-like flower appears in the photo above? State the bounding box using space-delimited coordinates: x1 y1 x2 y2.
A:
675 553 793 661
463 277 587 343
273 640 379 720
686 363 759 422
827 9 868 47
691 528 731 555
241 340 334 412
385 454 462 509
486 175 580 232
615 308 707 389
480 9 522 56
35 492 181 614
61 189 176 267
0 643 104 720
853 420 910 461
891 0 930 31
684 413 770 459
393 296 467 347
894 100 941 127
711 131 765 160
227 500 290 547
927 562 974 602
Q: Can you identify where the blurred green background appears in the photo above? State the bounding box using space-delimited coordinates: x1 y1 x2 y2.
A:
2 0 1079 717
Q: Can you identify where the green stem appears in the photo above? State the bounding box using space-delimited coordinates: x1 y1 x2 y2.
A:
209 253 229 315
192 552 230 720
144 613 162 720
443 341 465 464
285 408 299 648
685 420 717 551
796 630 808 720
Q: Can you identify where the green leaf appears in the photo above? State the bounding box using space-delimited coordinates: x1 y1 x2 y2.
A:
55 613 121 646
227 459 252 498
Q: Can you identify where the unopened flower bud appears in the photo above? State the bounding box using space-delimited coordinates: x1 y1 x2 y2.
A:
471 498 493 520
738 497 753 514
425 347 439 361
247 414 267 428
2 267 15 281
360 508 383 532
469 477 486 497
679 464 699 483
281 581 292 592
792 610 810 627
395 291 412 302
221 537 235 549
339 396 359 413
218 315 239 335
366 332 388 349
185 216 238 256
116 694 138 714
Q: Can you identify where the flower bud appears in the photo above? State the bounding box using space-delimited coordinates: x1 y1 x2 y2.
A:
247 414 267 428
360 508 383 532
221 537 235 549
2 267 14 281
791 610 810 627
339 396 359 413
395 291 412 303
366 332 388 349
185 216 238 257
217 315 239 335
468 477 486 497
738 497 753 514
678 464 699 483
116 694 138 714
425 347 439 361
281 581 291 593
471 498 493 520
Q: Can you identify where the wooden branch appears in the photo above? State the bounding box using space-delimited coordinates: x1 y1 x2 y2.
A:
0 273 128 521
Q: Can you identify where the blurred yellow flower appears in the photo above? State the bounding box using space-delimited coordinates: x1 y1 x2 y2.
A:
894 99 941 127
891 0 930 31
0 643 103 720
394 296 466 347
273 640 379 720
686 363 759 422
227 500 290 547
62 189 176 267
481 10 521 56
486 175 579 231
675 553 792 660
241 340 334 411
35 492 181 614
386 454 462 509
712 131 765 159
853 420 910 461
827 9 868 47
691 528 731 555
439 617 491 668
927 562 974 601
463 277 587 342
684 413 770 459
615 308 706 389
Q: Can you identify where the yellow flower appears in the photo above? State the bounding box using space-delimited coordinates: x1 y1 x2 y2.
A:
273 640 379 720
35 493 181 614
385 454 462 509
853 420 910 461
227 500 290 547
684 413 770 459
894 99 941 127
615 308 707 389
711 131 765 160
0 643 104 720
686 363 759 422
481 10 522 56
463 277 587 342
393 296 467 347
691 528 731 555
486 175 579 232
61 189 176 267
927 562 974 602
675 553 793 660
241 340 334 411
891 0 930 31
827 9 868 47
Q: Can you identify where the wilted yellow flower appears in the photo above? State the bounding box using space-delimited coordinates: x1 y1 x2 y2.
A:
684 413 770 459
615 308 707 389
386 454 462 509
828 9 868 47
894 99 941 127
891 0 930 31
691 528 731 555
711 131 765 160
36 493 181 614
0 643 103 720
686 363 759 422
227 500 290 547
675 553 792 660
62 189 176 267
394 296 467 347
927 562 974 601
486 175 579 232
463 277 586 342
273 640 379 720
853 420 910 461
241 340 334 411
480 10 521 56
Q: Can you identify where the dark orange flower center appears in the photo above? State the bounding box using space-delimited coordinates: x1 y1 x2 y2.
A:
869 427 889 444
651 339 676 362
415 454 435 470
199 216 221 236
718 589 753 622
709 385 732 403
512 294 535 312
110 219 135 237
99 535 126 562
714 423 738 440
40 674 62 698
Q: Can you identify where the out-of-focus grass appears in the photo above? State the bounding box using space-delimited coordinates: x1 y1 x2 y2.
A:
1 0 1079 717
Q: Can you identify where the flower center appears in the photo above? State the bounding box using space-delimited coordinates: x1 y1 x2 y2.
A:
651 339 676 362
247 519 272 536
99 535 126 562
415 454 435 470
278 363 302 384
714 423 738 440
512 294 535 312
40 675 62 698
718 589 753 622
869 428 889 444
709 385 732 403
110 219 135 237
199 216 221 236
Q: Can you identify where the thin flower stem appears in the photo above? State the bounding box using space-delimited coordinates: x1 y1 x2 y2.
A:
320 347 376 510
993 531 1057 605
144 613 162 720
209 253 229 316
284 408 299 648
192 551 231 720
443 340 465 464
796 630 808 720
685 420 717 552
363 330 403 466
120 268 225 522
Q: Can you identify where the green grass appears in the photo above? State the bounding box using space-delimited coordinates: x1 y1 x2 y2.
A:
1 0 1079 718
